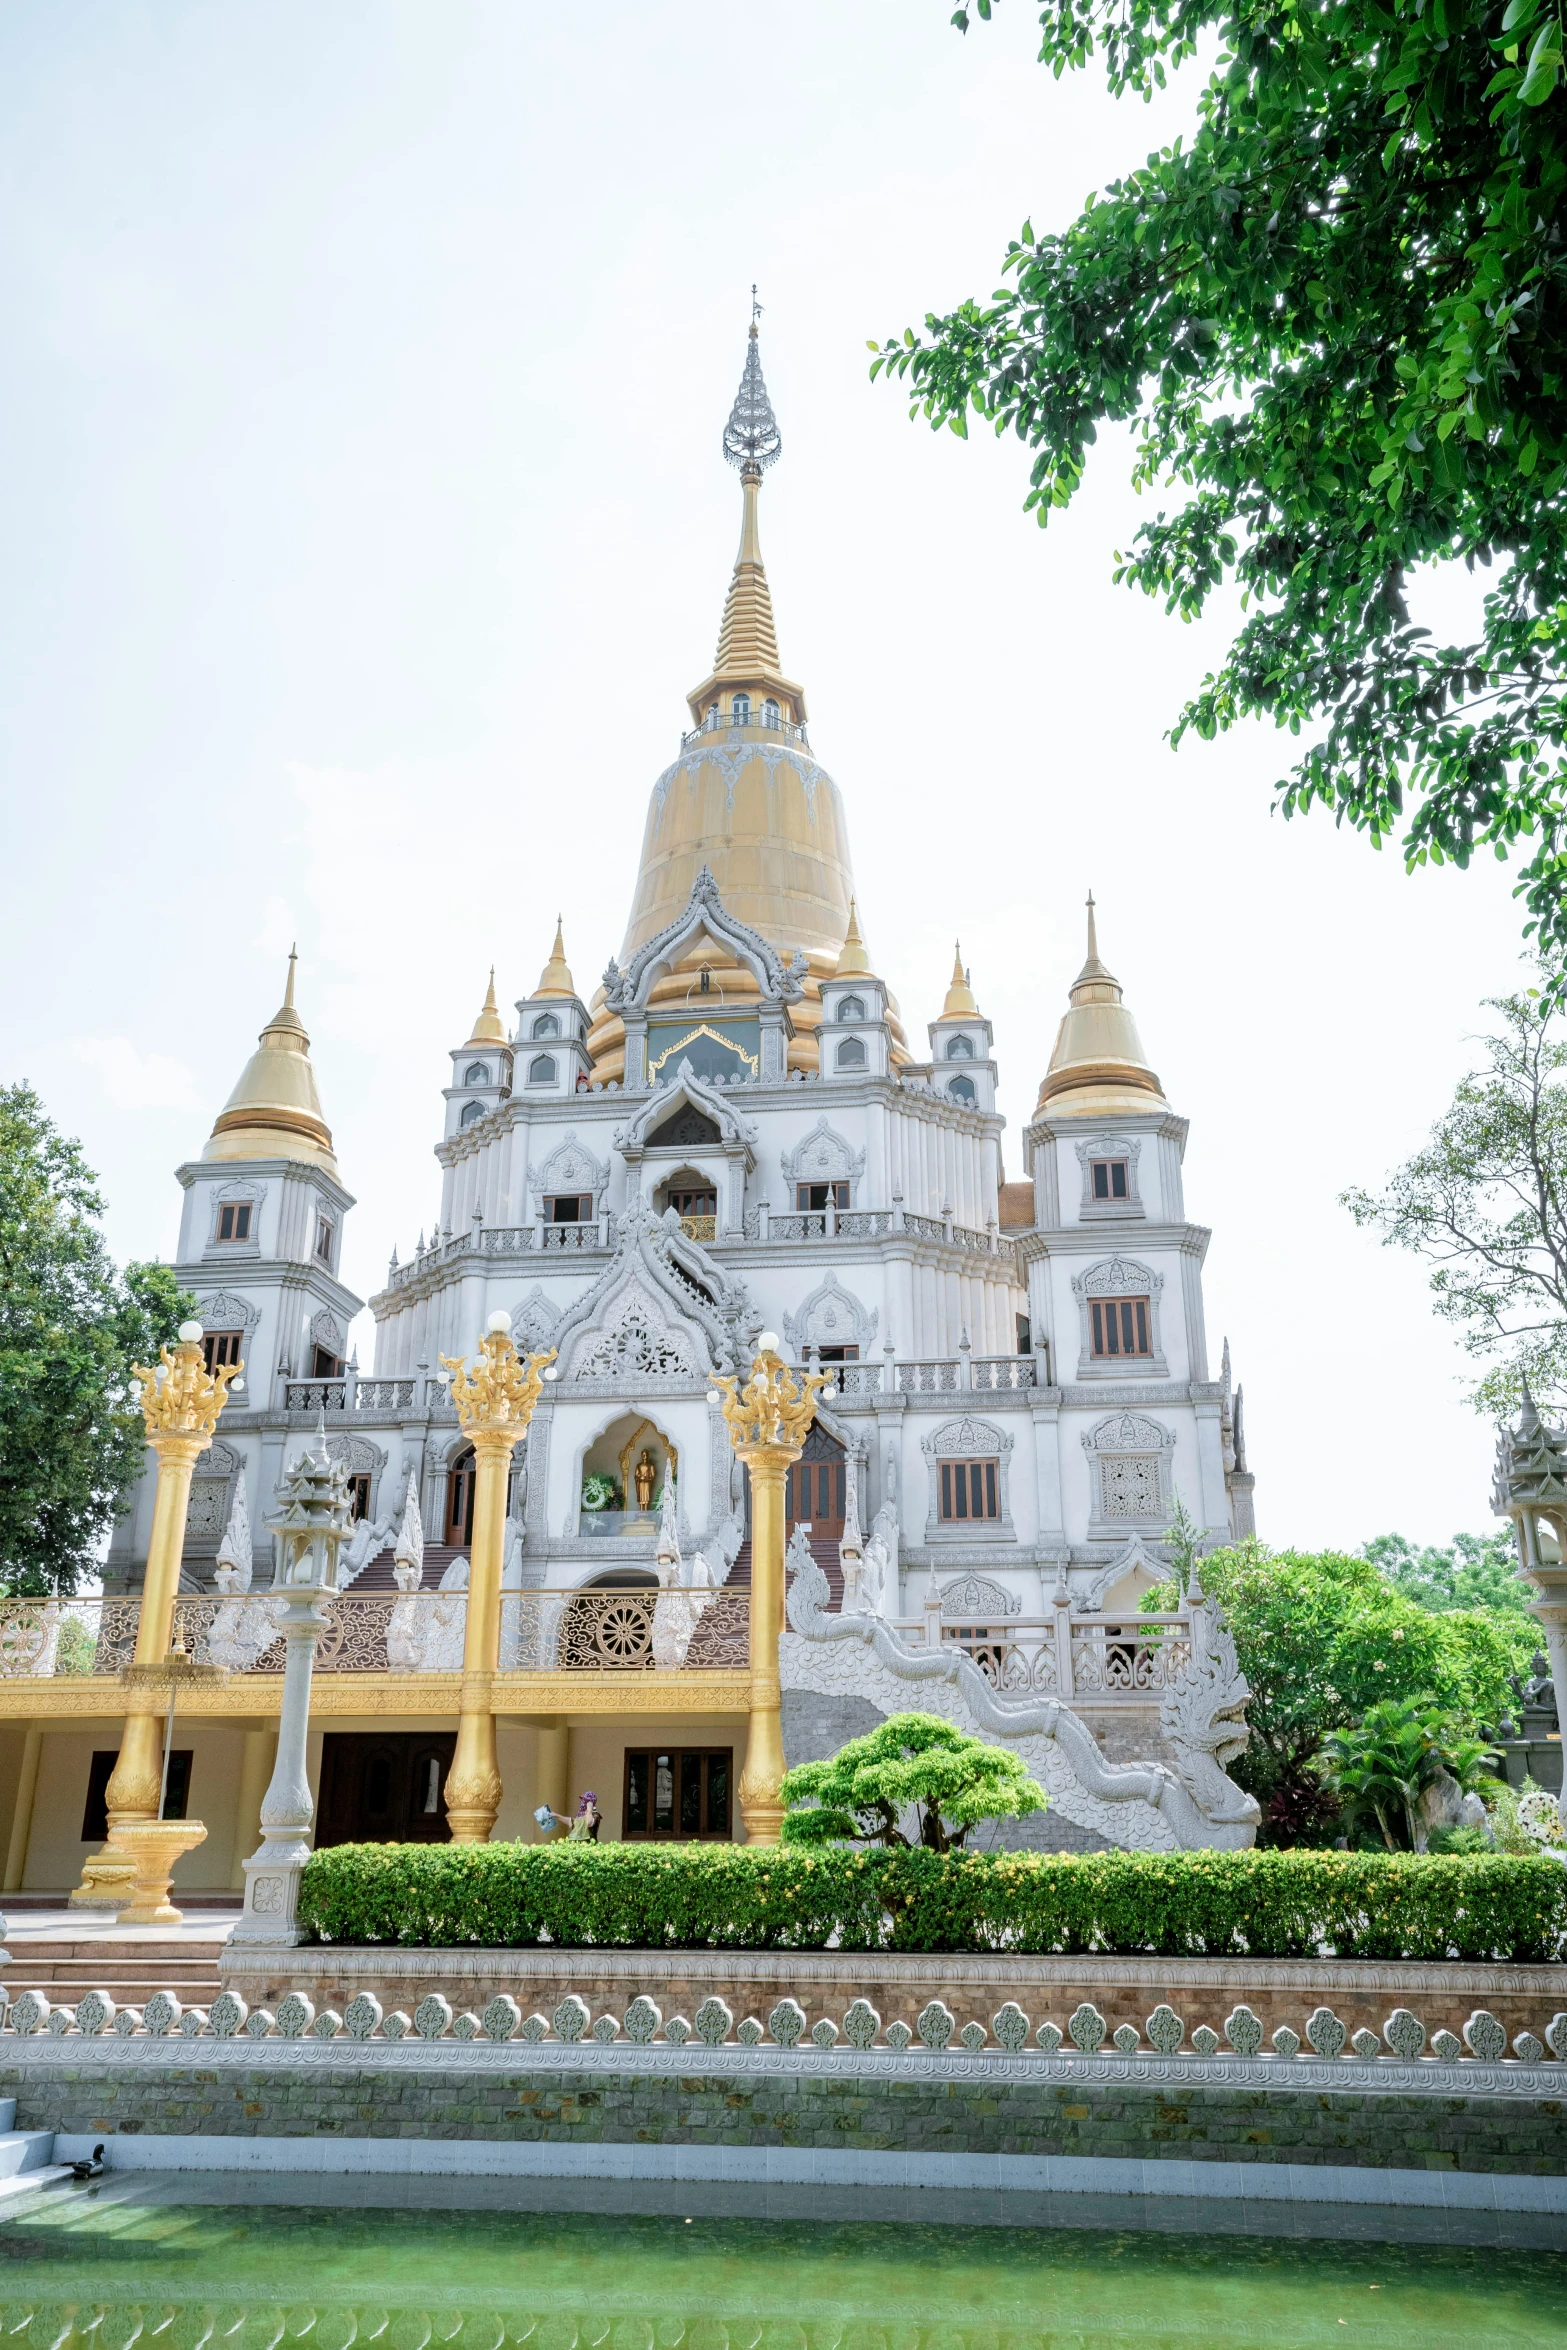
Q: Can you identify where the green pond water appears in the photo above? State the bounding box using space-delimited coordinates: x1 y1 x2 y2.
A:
0 2187 1563 2350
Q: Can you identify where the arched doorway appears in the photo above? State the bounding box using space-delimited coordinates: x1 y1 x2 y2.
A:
785 1422 847 1544
445 1446 476 1545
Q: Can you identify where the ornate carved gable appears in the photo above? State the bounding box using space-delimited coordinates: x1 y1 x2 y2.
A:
614 1061 758 1159
603 867 805 1012
782 1275 878 1356
529 1132 610 1215
779 1116 865 1189
921 1414 1014 1459
509 1285 562 1353
572 1282 701 1382
647 1102 722 1151
1083 1411 1175 1455
551 1202 754 1382
939 1572 1020 1619
310 1308 346 1356
1074 1255 1161 1300
192 1289 261 1334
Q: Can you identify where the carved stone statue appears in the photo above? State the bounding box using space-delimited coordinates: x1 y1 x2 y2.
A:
213 1470 253 1593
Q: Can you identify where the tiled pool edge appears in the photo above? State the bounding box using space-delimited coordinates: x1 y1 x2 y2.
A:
45 2131 1567 2214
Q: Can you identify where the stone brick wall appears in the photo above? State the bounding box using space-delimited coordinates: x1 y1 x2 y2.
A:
7 2056 1564 2177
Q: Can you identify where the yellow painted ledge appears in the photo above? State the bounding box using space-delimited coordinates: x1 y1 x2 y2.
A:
0 1671 750 1722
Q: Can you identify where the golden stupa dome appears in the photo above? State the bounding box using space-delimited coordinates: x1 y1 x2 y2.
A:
1037 896 1165 1117
464 968 509 1049
204 952 339 1174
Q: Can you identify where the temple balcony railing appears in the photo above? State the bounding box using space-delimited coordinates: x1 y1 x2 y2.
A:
679 709 810 750
0 1590 751 1681
893 1355 1038 1395
382 1204 1015 1295
885 1611 1191 1703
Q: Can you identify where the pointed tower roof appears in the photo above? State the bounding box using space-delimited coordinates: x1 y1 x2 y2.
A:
685 311 807 727
834 899 874 978
464 969 508 1048
534 918 575 999
1037 895 1165 1114
941 943 979 1019
204 951 338 1174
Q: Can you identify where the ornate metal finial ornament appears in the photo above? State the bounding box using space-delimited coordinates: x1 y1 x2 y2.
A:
132 1322 242 1446
723 295 781 477
709 1339 830 1458
441 1321 557 1439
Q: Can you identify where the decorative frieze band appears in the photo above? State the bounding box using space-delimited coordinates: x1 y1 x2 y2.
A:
5 1986 1563 2084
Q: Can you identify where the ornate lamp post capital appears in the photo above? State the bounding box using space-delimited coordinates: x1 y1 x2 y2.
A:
441 1323 557 1446
710 1343 832 1466
132 1320 242 1455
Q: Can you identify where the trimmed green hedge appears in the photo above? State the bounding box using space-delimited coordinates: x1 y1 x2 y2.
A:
297 1843 1567 1963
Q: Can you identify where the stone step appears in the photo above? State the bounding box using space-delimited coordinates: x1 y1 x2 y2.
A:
0 2132 57 2180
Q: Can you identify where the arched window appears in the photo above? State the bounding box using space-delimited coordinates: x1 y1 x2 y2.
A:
463 1061 491 1087
948 1074 977 1106
945 1033 975 1060
531 1012 560 1039
837 995 866 1024
761 697 780 728
459 1100 485 1127
835 1036 867 1071
731 692 751 723
528 1054 557 1086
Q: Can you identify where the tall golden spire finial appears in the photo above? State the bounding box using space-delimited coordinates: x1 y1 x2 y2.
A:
834 898 873 978
204 949 336 1173
535 917 575 1000
465 967 508 1049
942 941 979 1019
1038 893 1165 1112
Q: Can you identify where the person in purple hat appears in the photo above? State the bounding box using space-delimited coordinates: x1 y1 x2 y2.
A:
535 1789 601 1841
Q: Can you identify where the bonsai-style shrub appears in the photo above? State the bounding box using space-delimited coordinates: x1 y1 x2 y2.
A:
779 1712 1046 1853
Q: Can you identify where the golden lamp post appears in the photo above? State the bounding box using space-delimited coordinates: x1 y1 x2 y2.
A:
709 1333 831 1846
71 1318 242 1909
440 1313 557 1841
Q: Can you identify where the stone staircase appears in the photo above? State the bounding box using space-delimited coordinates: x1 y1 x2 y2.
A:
1 1935 230 2013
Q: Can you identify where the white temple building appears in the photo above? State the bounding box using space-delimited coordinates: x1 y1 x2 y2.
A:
43 315 1259 1877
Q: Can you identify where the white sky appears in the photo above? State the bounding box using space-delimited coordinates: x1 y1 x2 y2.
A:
0 1 1534 1551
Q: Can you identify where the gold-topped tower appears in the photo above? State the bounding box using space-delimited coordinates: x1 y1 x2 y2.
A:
464 970 508 1049
204 952 338 1175
535 919 575 1000
588 299 872 1079
1037 895 1165 1115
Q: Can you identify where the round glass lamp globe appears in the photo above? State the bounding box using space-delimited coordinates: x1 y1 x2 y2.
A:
758 1331 780 1355
178 1321 204 1343
486 1310 511 1334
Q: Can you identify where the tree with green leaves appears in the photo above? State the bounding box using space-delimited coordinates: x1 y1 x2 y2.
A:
1321 1695 1500 1850
1144 1540 1532 1841
875 2 1567 955
1344 981 1567 1413
1364 1528 1534 1617
779 1712 1047 1852
0 1084 193 1595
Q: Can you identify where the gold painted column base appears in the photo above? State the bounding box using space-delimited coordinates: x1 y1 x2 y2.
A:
110 1819 208 1926
68 1850 137 1910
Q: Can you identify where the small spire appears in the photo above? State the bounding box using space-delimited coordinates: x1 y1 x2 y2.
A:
942 942 978 1019
1038 894 1165 1111
464 967 508 1049
1076 891 1112 985
834 898 873 978
535 918 575 1000
687 307 804 726
204 949 335 1172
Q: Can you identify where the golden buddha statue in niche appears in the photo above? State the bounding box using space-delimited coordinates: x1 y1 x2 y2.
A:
633 1449 657 1514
